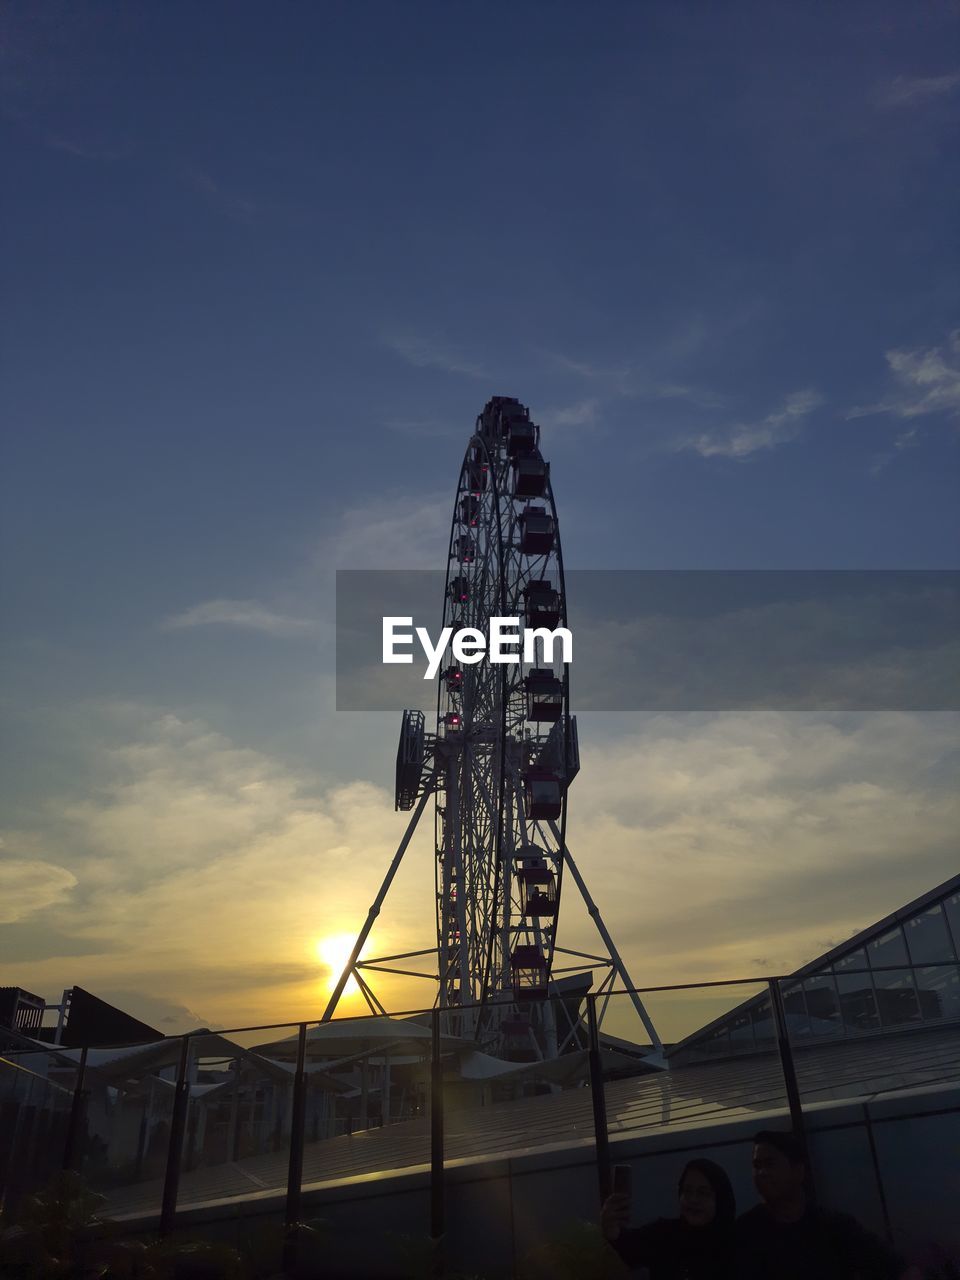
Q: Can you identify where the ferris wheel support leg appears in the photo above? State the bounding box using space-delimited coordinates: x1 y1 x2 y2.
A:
446 750 473 1038
321 775 437 1022
548 822 665 1058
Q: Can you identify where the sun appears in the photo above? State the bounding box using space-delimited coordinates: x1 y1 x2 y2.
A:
314 933 360 996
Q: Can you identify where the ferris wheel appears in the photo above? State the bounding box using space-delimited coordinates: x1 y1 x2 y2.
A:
323 397 662 1063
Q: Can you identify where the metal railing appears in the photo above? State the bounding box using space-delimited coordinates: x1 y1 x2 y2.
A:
0 959 956 1270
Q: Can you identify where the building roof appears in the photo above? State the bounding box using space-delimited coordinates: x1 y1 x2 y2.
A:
670 872 960 1061
788 871 960 980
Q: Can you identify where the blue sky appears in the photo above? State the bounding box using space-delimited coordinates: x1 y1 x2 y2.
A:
1 2 958 1032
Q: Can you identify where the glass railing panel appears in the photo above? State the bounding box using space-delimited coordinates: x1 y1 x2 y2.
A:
451 991 591 1161
432 993 565 1280
0 1047 77 1211
778 963 960 1105
273 1006 444 1280
254 1009 438 1193
600 983 788 1142
173 1024 301 1214
79 1036 186 1224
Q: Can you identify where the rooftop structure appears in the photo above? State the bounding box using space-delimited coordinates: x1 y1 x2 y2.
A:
671 873 960 1066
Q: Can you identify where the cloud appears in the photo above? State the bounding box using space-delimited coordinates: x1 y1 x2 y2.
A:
848 329 960 424
184 167 259 223
0 922 121 963
544 353 633 385
315 492 452 570
868 426 921 476
383 417 460 439
41 132 131 161
88 990 211 1033
162 599 319 636
879 72 960 108
652 383 727 410
543 351 725 411
382 332 488 378
8 695 957 1037
538 398 602 435
681 389 823 459
160 492 455 660
563 711 960 983
0 851 77 923
9 704 436 1026
565 574 960 712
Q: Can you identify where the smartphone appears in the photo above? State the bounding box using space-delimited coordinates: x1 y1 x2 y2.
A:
612 1164 632 1198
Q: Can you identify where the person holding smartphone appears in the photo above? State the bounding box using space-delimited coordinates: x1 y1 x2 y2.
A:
600 1158 737 1279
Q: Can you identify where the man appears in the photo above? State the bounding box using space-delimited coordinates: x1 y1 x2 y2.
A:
736 1129 906 1279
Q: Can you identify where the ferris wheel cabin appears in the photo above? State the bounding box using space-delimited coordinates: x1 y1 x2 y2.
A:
454 534 476 562
448 575 469 604
517 859 558 918
512 452 548 498
465 452 488 491
522 769 563 821
519 504 556 555
523 579 561 629
459 494 480 527
510 945 548 1002
442 664 463 693
478 395 523 438
524 668 563 722
506 418 538 456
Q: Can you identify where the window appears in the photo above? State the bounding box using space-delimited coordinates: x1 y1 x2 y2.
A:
782 983 810 1040
873 968 921 1027
692 1025 730 1062
915 965 960 1022
750 997 776 1050
904 904 956 965
729 1011 755 1048
835 950 879 1033
868 926 908 969
941 892 960 957
835 947 868 973
803 975 841 1037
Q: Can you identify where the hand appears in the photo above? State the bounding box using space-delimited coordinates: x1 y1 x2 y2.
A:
600 1192 630 1242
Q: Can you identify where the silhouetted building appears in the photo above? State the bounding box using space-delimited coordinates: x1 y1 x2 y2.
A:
33 986 162 1048
0 987 45 1037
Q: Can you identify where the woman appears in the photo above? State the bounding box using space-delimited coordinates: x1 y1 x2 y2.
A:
600 1158 736 1280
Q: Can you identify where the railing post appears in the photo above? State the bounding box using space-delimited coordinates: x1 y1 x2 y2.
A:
282 1023 309 1275
430 1007 444 1275
160 1035 192 1237
768 978 814 1199
62 1044 88 1172
586 994 611 1202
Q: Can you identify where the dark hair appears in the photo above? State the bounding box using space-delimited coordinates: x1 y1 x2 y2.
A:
678 1158 737 1226
753 1128 807 1165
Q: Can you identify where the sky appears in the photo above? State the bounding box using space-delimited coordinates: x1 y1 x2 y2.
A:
1 1 958 1039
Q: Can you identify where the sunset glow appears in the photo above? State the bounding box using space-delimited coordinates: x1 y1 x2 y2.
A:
315 934 360 996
